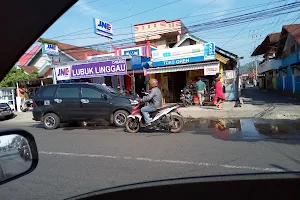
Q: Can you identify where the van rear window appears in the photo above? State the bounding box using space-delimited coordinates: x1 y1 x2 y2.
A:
39 85 57 97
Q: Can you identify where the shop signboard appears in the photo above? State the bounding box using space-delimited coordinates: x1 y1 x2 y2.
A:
93 18 113 39
70 59 127 79
151 43 215 67
204 65 219 76
55 66 71 81
121 47 142 56
42 43 59 56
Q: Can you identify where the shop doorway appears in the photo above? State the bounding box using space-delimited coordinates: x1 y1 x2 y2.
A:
134 74 146 96
168 71 187 102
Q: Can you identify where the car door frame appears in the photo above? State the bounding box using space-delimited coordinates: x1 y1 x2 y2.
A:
79 85 111 121
53 84 83 122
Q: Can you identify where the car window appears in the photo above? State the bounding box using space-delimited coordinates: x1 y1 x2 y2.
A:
56 86 80 98
39 86 57 98
81 87 102 98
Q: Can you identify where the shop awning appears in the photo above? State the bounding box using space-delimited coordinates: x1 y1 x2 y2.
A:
147 62 219 74
216 53 229 64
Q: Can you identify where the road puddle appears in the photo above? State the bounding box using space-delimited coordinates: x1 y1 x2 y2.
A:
184 119 300 141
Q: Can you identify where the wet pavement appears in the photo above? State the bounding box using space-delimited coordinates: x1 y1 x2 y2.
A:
184 118 300 141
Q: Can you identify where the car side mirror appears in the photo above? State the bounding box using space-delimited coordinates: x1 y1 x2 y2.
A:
0 129 38 186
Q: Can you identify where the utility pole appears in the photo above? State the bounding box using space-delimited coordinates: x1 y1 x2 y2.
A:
251 31 260 86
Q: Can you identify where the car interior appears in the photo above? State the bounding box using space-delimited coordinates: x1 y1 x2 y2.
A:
1 0 300 199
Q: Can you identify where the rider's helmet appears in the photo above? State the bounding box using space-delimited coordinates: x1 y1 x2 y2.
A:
149 78 158 88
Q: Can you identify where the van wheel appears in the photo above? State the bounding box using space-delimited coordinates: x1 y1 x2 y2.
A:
113 110 128 127
43 113 60 130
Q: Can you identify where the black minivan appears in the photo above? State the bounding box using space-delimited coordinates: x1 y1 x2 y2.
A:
32 83 138 129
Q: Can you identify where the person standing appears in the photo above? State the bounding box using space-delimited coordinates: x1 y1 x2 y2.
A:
212 73 226 109
196 77 206 106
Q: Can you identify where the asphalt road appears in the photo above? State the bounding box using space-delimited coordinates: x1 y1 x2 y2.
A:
0 117 300 200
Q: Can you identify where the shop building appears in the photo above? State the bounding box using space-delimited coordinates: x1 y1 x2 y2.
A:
252 24 300 99
53 55 150 96
147 33 238 103
85 42 157 94
251 33 281 90
134 20 189 49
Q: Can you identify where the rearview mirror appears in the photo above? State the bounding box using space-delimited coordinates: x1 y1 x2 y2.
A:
0 129 38 185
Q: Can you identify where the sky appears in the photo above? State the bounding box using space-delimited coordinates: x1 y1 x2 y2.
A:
41 0 300 65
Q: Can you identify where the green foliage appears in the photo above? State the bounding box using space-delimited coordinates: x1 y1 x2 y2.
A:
0 66 39 87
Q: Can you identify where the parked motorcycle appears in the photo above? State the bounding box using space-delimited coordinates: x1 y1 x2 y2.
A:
20 99 33 112
180 90 194 107
125 101 184 133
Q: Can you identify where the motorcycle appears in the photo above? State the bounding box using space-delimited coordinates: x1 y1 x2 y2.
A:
125 101 184 133
20 99 33 112
180 90 193 107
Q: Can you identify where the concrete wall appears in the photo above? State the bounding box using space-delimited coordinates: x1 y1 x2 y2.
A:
134 20 182 43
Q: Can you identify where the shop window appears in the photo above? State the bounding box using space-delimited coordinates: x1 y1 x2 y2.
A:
56 86 79 98
81 87 102 98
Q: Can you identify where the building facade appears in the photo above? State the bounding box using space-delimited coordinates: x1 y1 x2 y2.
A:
134 20 189 49
252 24 300 99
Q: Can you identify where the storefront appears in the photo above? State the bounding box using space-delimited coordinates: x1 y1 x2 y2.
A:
147 43 219 103
52 55 150 96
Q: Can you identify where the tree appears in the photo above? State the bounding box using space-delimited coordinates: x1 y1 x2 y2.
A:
0 67 39 87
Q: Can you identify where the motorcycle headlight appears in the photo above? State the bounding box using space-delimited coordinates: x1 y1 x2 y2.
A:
129 99 139 105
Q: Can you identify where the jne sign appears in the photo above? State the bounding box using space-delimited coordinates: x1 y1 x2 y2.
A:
55 66 71 81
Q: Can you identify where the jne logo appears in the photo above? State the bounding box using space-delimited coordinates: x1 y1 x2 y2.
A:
47 44 56 50
57 68 70 76
98 21 111 30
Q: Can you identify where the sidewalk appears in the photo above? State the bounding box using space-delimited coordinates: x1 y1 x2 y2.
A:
178 102 265 119
178 87 300 120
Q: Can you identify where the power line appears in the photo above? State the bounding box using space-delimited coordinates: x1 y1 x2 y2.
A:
181 0 216 18
50 3 300 55
50 0 183 39
54 0 288 40
55 1 300 49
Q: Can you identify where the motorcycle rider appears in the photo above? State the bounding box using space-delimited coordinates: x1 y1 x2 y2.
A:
140 78 162 126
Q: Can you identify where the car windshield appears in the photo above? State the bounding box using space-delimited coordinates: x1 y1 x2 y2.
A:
1 0 300 199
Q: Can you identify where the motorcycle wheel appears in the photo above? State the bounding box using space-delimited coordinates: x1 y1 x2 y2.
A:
21 106 27 112
169 115 184 133
183 100 189 107
125 118 140 133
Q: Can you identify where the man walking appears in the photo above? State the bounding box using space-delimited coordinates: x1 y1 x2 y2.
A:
196 77 206 106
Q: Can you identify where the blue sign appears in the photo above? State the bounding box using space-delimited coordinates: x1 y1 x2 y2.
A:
93 18 113 39
151 43 215 67
42 43 59 56
123 49 140 55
